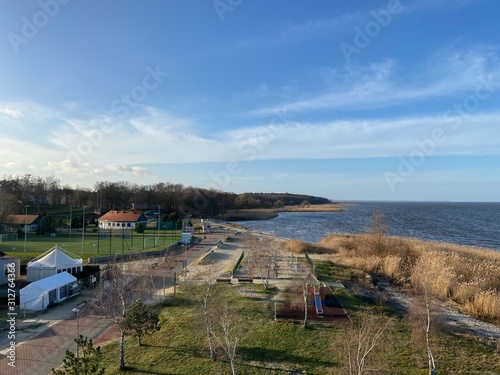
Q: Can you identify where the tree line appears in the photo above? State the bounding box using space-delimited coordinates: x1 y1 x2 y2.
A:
0 173 330 222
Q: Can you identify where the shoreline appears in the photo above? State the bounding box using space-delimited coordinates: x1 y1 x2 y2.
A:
217 203 352 221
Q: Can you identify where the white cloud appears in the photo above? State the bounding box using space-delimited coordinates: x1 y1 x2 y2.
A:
224 112 500 160
106 164 150 176
4 161 23 169
251 49 500 116
0 107 23 118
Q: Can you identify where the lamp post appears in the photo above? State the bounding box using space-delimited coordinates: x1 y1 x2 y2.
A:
24 205 29 253
183 243 187 276
108 221 112 255
81 206 86 255
72 307 81 357
69 204 72 238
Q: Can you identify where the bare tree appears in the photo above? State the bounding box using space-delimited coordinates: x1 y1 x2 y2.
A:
0 191 18 232
186 265 221 362
406 291 438 375
247 235 281 289
212 299 240 375
365 211 388 255
333 310 394 375
90 259 154 369
289 266 313 328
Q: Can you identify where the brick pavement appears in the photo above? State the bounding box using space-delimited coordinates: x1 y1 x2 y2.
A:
0 311 113 375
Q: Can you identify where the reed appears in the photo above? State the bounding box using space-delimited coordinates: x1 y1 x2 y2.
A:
283 238 332 254
318 234 500 321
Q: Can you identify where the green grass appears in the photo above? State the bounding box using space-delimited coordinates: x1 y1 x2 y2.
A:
95 280 500 375
0 230 181 263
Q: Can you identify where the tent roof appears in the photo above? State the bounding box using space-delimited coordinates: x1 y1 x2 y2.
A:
27 246 82 269
22 272 77 293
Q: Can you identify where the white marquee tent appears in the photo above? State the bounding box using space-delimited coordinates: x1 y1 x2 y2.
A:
20 272 79 310
27 245 83 282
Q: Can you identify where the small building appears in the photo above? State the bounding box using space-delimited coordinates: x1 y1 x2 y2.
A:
27 246 83 282
5 214 41 232
98 210 148 231
0 251 20 286
20 272 79 310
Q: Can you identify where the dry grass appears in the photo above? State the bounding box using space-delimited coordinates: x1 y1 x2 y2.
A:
315 234 500 321
283 239 333 255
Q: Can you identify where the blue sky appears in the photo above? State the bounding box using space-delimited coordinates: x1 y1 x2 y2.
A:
1 0 500 201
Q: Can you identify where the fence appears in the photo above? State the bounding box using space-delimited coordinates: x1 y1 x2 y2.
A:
0 233 18 243
87 241 180 264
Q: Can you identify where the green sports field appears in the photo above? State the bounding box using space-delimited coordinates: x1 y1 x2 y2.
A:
0 230 181 262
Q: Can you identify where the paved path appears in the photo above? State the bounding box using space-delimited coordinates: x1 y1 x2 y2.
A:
0 295 114 375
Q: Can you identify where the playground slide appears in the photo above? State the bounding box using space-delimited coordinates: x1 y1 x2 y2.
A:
314 292 323 315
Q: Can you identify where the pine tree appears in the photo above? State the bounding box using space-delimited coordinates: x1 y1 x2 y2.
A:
124 300 160 346
52 335 104 375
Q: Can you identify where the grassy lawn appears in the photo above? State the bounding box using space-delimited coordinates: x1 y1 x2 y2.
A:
0 230 181 263
96 275 500 374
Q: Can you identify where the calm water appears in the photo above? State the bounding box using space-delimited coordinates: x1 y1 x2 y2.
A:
235 202 500 250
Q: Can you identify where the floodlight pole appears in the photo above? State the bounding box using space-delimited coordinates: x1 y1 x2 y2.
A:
158 204 161 244
81 206 86 255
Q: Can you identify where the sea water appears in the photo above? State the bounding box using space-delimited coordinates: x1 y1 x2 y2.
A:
235 202 500 251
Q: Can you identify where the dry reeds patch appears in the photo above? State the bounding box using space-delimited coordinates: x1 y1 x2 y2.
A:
465 290 500 320
410 251 458 299
319 233 500 321
283 239 333 255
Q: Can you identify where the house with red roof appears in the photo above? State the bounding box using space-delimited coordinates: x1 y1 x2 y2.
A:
98 210 148 231
5 214 41 232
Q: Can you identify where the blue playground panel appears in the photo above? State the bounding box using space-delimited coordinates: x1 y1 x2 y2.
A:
314 293 323 315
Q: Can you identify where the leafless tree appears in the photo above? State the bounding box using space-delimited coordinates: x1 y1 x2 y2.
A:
365 211 388 255
406 290 438 375
212 298 240 375
289 265 313 328
247 235 281 289
186 265 221 362
89 259 154 369
0 191 18 231
333 310 394 375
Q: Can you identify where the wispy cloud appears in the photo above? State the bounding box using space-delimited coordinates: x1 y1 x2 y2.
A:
250 48 500 116
224 111 500 160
